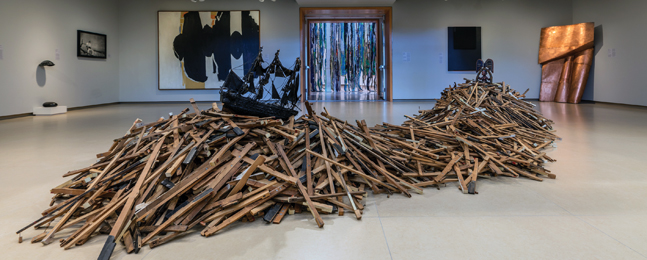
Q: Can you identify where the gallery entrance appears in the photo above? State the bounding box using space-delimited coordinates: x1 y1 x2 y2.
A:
299 7 393 102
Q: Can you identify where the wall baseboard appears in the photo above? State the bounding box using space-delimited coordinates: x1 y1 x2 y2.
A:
3 99 644 121
0 102 120 121
67 102 121 111
590 100 647 109
118 101 219 104
392 99 437 102
0 112 34 121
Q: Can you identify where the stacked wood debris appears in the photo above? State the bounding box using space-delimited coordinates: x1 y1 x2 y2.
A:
396 79 560 193
17 79 559 258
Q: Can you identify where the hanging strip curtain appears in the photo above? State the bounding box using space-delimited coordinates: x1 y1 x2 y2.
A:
310 22 377 92
339 22 377 92
363 23 377 92
309 23 326 92
330 23 341 92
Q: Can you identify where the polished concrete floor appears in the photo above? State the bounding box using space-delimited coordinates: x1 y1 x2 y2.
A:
307 91 382 101
1 101 647 259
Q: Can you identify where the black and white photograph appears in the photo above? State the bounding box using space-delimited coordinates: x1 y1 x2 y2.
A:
77 30 106 59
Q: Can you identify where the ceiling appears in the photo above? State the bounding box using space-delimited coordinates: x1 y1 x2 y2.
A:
295 0 396 7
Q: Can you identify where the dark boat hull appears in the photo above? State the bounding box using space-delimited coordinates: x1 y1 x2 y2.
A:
221 92 298 120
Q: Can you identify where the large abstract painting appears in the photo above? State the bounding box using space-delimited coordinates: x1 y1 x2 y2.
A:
158 11 260 90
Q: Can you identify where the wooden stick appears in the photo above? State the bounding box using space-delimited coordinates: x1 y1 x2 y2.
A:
276 144 324 228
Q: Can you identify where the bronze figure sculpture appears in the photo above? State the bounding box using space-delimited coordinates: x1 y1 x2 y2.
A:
538 22 594 103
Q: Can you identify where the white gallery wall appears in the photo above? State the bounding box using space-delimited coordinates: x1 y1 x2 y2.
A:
573 0 647 107
118 0 573 102
1 0 645 116
117 0 300 102
0 0 120 117
391 0 573 100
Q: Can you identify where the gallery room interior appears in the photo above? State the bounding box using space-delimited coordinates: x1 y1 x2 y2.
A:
1 0 646 259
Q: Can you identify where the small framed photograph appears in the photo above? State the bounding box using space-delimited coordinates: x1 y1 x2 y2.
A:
77 30 107 59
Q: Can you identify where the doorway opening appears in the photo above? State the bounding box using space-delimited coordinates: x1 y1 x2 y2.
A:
299 7 393 102
307 21 381 101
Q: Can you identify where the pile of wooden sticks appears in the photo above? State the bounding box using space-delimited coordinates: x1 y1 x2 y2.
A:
17 79 559 258
398 79 560 192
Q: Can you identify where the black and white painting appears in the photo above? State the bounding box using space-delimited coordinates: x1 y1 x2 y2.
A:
77 30 107 59
158 11 260 90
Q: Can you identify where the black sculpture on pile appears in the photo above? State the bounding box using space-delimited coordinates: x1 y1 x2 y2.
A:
476 59 494 84
220 48 301 120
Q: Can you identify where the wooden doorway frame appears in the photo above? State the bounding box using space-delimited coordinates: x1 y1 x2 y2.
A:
299 7 393 102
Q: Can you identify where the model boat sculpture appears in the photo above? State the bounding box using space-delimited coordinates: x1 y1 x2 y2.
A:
220 48 301 120
538 22 594 103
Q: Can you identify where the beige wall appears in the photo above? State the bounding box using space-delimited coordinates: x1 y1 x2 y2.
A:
391 0 573 99
0 0 120 117
574 0 647 106
4 0 643 111
117 0 573 102
117 0 300 102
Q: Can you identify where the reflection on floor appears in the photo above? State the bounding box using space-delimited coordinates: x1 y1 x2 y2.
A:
308 91 381 101
2 101 647 259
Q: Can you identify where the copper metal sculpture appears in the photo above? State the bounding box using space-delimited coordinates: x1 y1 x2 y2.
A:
538 22 594 103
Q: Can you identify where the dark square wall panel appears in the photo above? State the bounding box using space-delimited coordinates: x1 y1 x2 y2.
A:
448 27 481 71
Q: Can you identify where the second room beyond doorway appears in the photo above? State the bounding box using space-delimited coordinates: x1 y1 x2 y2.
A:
307 22 382 101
